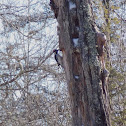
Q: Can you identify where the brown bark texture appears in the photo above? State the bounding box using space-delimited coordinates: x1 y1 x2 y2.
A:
50 0 111 126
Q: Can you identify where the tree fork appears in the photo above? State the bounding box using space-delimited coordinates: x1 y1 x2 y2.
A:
50 0 111 126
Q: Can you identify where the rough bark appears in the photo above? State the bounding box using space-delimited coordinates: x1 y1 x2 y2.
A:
50 0 111 126
102 0 111 60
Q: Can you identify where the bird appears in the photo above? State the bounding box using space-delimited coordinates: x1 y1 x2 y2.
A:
53 49 63 67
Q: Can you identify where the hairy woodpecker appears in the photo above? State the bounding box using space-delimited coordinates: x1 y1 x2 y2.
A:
53 49 63 67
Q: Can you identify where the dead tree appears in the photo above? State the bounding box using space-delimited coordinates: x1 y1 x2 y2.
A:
50 0 111 126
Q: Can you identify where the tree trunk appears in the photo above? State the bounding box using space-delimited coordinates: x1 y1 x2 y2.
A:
50 0 111 126
102 0 111 61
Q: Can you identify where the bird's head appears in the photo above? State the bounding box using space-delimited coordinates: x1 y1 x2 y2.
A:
53 49 58 53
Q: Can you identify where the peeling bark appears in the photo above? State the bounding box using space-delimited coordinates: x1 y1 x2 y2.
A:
50 0 111 126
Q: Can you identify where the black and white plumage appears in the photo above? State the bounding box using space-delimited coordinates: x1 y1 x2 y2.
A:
53 49 63 67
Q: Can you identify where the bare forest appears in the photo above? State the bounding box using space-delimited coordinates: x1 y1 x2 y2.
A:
0 0 125 126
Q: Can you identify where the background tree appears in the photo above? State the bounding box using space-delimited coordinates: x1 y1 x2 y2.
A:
0 0 71 125
91 0 126 125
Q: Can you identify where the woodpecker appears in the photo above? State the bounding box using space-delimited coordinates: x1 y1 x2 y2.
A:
53 49 63 67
